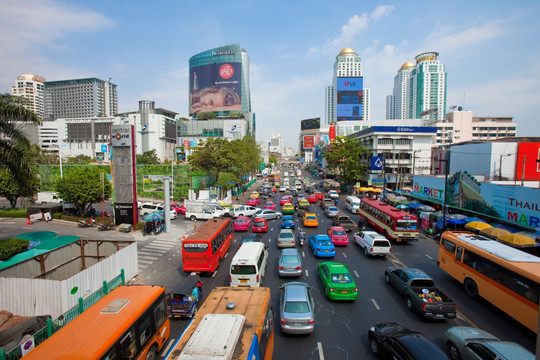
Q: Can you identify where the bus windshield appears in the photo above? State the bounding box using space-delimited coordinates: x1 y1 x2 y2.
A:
395 219 418 230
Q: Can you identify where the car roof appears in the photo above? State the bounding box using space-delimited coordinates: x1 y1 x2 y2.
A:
313 234 331 241
320 262 349 272
282 282 310 301
363 231 387 238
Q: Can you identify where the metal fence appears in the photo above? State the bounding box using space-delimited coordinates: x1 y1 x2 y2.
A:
0 270 126 360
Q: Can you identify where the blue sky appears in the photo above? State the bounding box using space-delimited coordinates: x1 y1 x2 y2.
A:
1 0 539 149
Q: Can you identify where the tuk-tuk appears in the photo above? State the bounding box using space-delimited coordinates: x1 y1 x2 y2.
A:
166 274 201 318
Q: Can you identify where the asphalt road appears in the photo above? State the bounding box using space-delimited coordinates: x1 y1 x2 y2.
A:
1 168 536 359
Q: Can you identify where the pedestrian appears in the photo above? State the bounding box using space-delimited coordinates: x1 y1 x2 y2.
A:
196 279 203 297
335 198 338 206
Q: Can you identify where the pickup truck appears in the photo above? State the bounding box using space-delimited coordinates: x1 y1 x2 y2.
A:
332 214 356 232
319 198 333 209
384 266 457 320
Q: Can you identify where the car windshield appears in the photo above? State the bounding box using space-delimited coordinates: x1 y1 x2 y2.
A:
231 265 256 275
236 219 246 224
328 207 338 212
318 240 332 246
333 230 347 236
307 216 316 220
281 255 300 264
331 273 352 284
284 301 310 314
254 221 265 226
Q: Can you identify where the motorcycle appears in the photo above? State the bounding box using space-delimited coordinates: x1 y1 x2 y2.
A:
97 222 115 231
298 231 306 247
78 218 95 228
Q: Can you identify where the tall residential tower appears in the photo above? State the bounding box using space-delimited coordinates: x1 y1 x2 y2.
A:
11 74 46 119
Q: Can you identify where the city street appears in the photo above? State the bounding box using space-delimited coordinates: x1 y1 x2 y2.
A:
1 171 536 359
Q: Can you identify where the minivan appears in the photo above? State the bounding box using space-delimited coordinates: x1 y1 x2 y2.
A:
345 196 360 213
230 242 269 287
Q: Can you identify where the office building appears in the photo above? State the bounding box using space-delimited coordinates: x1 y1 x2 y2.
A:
436 110 517 145
11 74 46 119
43 78 118 120
269 133 282 154
327 47 371 124
386 52 446 122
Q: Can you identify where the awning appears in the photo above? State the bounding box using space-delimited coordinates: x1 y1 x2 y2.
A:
465 221 492 231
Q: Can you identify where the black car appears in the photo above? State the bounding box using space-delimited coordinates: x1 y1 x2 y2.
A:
290 188 298 197
239 233 262 247
368 322 449 359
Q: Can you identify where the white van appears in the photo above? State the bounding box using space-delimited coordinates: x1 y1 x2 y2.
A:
230 242 268 287
354 231 392 257
345 196 361 213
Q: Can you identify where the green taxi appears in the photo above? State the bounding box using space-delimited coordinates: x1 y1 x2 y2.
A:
282 202 294 215
318 262 358 300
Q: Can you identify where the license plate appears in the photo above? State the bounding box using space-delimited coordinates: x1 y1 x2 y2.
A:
435 314 444 318
240 279 248 284
324 250 329 252
341 291 348 294
293 322 301 327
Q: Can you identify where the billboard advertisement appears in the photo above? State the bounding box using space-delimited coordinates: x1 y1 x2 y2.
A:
329 125 336 143
190 62 242 115
337 77 363 121
515 142 540 181
412 175 540 230
300 118 320 131
303 135 315 149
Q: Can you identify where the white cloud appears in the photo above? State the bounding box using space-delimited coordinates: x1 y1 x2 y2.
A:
371 5 395 21
424 20 504 53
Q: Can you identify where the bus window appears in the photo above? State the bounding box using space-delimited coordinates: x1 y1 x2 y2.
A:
119 327 138 360
456 247 463 261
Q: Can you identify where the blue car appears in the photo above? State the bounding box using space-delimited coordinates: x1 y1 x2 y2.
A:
309 234 336 257
281 215 295 229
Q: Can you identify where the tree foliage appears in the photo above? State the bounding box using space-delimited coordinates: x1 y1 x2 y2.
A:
136 149 160 165
66 154 93 165
55 166 112 215
268 156 278 165
0 94 42 192
324 136 370 190
188 136 261 187
0 168 38 208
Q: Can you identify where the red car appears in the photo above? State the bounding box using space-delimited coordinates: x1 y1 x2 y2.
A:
234 216 252 231
315 191 324 200
307 194 317 203
252 217 268 233
246 197 261 206
280 196 293 205
170 202 184 214
327 226 349 245
263 201 277 211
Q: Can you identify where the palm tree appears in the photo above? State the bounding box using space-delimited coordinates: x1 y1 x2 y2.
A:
0 94 42 191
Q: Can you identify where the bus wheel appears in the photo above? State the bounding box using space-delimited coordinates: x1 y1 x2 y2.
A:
145 345 158 360
464 278 479 298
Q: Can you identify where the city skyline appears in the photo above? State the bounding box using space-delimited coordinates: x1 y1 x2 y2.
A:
1 0 538 149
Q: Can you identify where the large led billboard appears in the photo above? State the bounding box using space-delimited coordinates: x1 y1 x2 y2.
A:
189 62 242 115
337 77 363 121
303 135 315 149
300 118 320 131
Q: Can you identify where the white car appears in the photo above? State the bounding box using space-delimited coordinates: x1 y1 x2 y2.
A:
354 231 391 256
328 190 339 199
231 205 261 218
279 186 289 192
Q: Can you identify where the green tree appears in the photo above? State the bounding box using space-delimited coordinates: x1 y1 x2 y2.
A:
66 154 93 165
136 149 160 165
324 136 369 192
214 172 241 191
55 166 112 215
0 94 42 192
0 168 38 208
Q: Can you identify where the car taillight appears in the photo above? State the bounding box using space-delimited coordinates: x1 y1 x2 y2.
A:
354 288 358 292
292 241 295 244
229 275 232 282
279 266 284 270
316 248 321 252
421 303 427 311
281 320 287 325
454 305 457 311
296 266 302 270
329 288 336 293
370 247 373 252
256 275 259 282
309 319 314 324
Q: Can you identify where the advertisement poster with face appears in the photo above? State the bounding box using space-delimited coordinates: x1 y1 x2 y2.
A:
190 62 242 114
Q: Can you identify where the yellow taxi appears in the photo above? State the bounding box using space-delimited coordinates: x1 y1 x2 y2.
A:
282 202 294 215
249 191 260 199
274 181 281 188
303 213 319 227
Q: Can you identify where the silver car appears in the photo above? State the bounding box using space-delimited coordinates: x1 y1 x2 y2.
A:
445 326 535 360
252 209 282 220
277 229 296 248
278 248 302 277
324 205 340 217
279 282 315 334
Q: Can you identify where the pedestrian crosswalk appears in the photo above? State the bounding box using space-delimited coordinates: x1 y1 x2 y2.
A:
138 238 180 270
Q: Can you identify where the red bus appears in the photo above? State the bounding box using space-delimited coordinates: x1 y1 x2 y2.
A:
182 218 233 274
358 198 419 242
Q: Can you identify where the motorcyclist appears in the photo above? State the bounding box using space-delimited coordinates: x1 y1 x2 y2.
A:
298 229 306 246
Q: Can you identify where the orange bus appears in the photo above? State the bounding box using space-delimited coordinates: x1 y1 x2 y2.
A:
358 198 418 242
182 218 233 274
23 285 170 359
165 287 274 360
438 231 540 333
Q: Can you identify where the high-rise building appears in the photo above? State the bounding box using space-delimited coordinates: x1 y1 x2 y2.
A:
11 74 46 119
188 44 254 138
327 47 370 124
387 52 446 122
43 78 118 120
269 133 282 154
